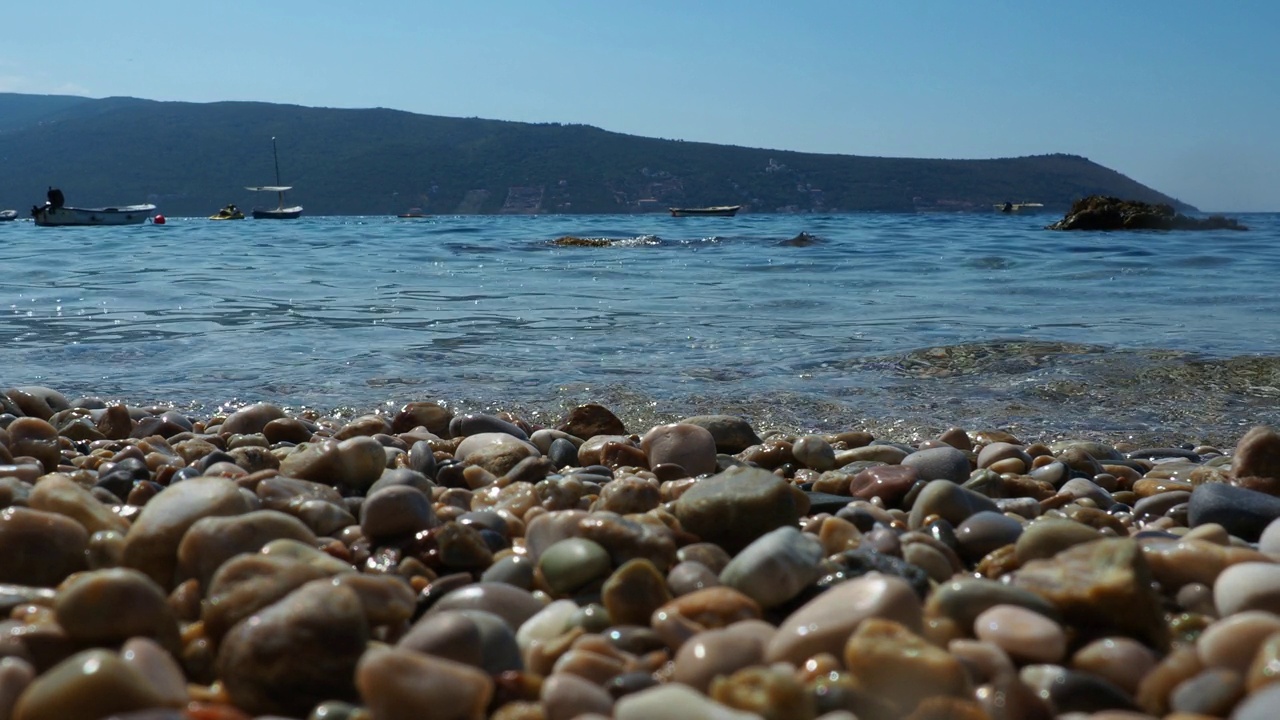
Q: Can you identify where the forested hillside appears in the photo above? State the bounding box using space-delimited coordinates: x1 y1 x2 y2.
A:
0 93 1191 216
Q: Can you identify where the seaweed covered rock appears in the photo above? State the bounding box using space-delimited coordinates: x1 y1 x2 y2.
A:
1048 195 1247 231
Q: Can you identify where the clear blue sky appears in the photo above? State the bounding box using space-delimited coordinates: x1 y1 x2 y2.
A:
4 1 1278 211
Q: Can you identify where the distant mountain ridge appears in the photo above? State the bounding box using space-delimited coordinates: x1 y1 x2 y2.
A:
0 93 1193 216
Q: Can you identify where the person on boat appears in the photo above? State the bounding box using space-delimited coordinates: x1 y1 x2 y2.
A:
1002 201 1014 213
47 187 65 209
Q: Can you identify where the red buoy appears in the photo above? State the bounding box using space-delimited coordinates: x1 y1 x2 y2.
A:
153 214 166 225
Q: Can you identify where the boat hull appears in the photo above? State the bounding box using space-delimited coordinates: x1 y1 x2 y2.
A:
252 206 303 220
669 205 741 217
33 204 155 227
995 203 1046 214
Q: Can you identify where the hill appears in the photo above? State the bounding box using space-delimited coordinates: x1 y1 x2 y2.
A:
0 93 1192 216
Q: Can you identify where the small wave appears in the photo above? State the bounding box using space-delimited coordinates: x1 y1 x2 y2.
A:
548 234 662 247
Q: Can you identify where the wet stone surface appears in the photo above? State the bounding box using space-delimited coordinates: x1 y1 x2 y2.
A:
2 385 1280 719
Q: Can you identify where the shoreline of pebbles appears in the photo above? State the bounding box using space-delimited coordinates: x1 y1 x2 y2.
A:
3 384 1280 720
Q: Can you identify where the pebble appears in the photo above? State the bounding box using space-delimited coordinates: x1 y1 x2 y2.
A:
924 577 1060 630
671 622 770 692
1232 684 1280 720
426 581 547 631
355 646 494 720
1009 538 1169 651
1196 611 1280 674
1232 425 1280 480
217 579 369 716
28 473 131 535
1187 481 1280 542
121 475 254 589
847 464 917 503
54 567 180 651
602 558 671 626
1014 516 1103 563
359 485 438 540
542 671 614 720
640 423 718 477
615 683 759 720
908 479 999 529
7 390 1280 719
0 658 35 720
973 603 1067 664
1259 517 1280 557
455 432 540 476
175 509 317 588
0 506 89 586
842 617 969 714
955 510 1024 563
791 435 837 471
557 403 626 440
397 609 522 675
538 537 613 596
1213 561 1280 616
765 572 921 665
901 445 972 483
679 415 762 455
718 526 824 608
1168 667 1246 716
1071 637 1159 696
673 466 807 554
11 649 171 720
220 402 287 435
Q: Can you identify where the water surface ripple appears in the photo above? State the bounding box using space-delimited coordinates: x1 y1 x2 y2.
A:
2 212 1277 443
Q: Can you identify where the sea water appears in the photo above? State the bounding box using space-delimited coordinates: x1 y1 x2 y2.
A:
2 212 1278 443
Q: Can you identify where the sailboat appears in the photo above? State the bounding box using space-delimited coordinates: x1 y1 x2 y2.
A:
246 137 303 219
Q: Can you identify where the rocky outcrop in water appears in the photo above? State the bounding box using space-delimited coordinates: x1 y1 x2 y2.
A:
1048 195 1247 231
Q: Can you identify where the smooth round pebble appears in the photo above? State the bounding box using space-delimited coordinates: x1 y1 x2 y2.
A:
1213 561 1280 616
973 603 1067 664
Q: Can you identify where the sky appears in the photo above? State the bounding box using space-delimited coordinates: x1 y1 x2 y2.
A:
3 1 1278 211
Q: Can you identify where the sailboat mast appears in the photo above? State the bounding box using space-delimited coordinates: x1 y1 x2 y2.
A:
272 137 284 210
271 136 282 186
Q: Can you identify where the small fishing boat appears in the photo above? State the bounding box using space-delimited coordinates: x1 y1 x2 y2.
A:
209 204 245 220
996 202 1046 214
0 210 17 221
248 137 303 220
398 208 430 218
669 205 741 217
32 204 156 226
30 186 155 226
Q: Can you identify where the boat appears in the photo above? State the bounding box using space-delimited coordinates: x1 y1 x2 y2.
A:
247 137 303 219
30 188 154 226
996 202 1046 214
209 204 245 220
32 204 155 226
669 205 741 217
398 208 430 218
0 210 17 221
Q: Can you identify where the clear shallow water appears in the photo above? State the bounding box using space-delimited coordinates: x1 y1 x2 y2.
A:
2 212 1278 443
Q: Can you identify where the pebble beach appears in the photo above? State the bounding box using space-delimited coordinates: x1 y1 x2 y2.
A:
3 384 1280 720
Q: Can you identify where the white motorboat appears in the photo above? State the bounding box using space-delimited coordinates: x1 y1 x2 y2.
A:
32 203 155 226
